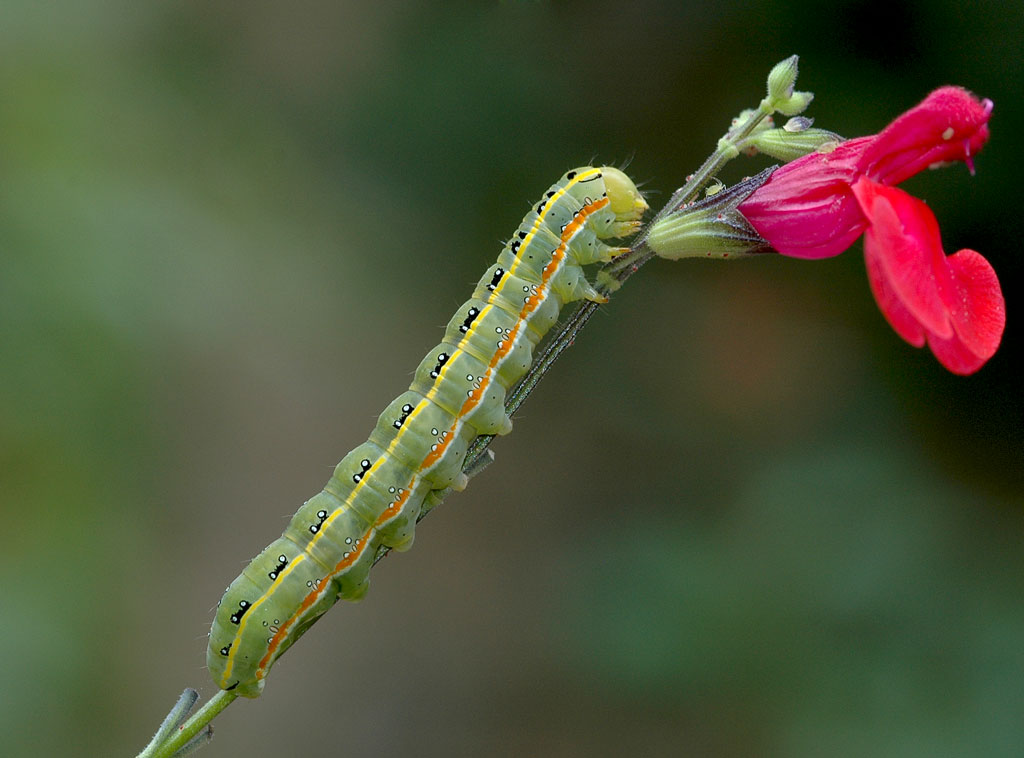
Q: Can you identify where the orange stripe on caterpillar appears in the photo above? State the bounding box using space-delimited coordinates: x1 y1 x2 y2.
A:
256 527 374 679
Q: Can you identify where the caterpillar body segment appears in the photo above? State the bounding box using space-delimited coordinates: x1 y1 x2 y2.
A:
207 166 646 698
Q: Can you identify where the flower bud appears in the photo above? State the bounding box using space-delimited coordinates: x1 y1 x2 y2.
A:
763 56 814 117
766 55 800 103
775 89 814 116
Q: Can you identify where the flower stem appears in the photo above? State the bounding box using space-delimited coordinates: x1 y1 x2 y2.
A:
640 102 775 243
137 689 237 758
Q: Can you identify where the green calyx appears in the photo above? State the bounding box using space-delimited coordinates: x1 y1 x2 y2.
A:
646 167 776 260
738 119 842 162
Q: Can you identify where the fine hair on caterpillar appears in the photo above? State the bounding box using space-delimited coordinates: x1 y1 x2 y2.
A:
207 166 647 697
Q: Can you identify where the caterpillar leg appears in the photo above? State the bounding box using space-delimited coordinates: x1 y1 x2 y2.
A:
552 263 607 304
446 450 488 491
582 282 609 304
605 245 632 259
339 578 370 602
450 471 470 492
590 241 633 264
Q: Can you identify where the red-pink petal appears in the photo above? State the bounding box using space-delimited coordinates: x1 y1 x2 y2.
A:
864 237 927 347
739 137 871 259
852 178 954 339
925 329 991 375
861 86 992 185
942 248 1006 361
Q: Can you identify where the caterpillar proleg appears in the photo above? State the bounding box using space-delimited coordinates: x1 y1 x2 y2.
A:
207 166 647 697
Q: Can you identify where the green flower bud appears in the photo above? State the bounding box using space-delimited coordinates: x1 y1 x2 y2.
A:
763 56 814 117
775 89 814 116
766 55 800 104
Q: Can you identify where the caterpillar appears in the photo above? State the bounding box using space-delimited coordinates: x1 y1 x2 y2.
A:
207 166 647 698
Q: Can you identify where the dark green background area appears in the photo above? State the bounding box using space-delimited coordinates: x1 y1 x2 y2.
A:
1 2 1021 756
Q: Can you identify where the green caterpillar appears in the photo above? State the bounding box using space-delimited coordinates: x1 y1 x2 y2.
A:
207 166 647 698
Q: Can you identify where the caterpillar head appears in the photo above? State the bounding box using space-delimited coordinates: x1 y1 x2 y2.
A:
600 167 648 237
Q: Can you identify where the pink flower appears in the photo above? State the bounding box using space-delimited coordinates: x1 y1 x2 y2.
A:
738 87 1004 374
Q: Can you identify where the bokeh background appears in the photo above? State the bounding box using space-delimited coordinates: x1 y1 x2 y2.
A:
2 1 1022 756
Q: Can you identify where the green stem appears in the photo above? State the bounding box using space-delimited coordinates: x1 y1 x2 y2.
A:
139 690 237 758
639 101 774 244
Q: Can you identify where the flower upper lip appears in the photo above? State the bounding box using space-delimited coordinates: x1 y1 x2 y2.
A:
857 86 992 184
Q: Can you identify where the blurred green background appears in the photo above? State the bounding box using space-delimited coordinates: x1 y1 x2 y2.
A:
1 1 1021 756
